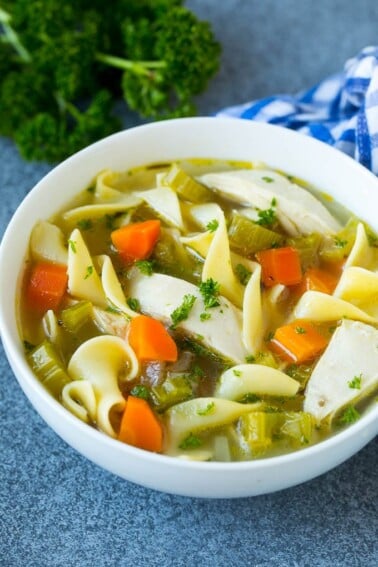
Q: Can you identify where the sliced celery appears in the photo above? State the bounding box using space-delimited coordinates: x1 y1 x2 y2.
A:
320 217 359 262
27 340 71 399
238 412 281 455
60 300 93 335
151 375 193 412
280 411 315 445
286 233 323 271
152 228 202 284
228 214 284 256
163 163 213 203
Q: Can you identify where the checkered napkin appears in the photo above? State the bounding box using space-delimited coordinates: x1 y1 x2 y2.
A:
216 46 378 176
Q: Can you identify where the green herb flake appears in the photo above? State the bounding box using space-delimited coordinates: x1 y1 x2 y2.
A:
77 219 93 231
127 297 141 312
206 219 219 232
240 393 261 404
200 312 211 321
233 369 242 377
68 239 77 253
235 263 251 286
338 405 360 425
199 278 220 309
295 326 306 334
84 265 94 279
179 432 203 450
348 373 362 390
130 385 150 400
255 199 277 227
170 294 197 329
245 355 256 363
197 401 215 416
262 176 274 183
334 237 348 248
86 186 95 194
135 260 154 276
187 365 205 382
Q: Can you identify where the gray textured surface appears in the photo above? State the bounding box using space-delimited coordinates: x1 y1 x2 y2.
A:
1 2 377 566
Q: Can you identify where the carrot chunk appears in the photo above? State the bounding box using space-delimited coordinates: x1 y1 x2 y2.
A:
293 267 339 296
118 395 163 452
111 220 161 262
256 246 302 287
128 314 178 362
26 261 68 313
269 320 328 363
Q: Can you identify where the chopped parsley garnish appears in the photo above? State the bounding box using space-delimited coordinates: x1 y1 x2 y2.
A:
262 176 274 183
84 265 94 279
179 432 203 450
197 401 215 416
135 260 154 276
187 365 205 383
295 326 306 334
77 219 93 231
235 263 252 286
334 237 348 248
68 239 77 253
255 198 277 227
206 219 219 232
130 385 150 400
245 355 256 363
170 294 197 329
338 405 360 425
86 186 95 194
240 393 261 404
199 278 220 309
127 297 141 312
233 369 242 377
200 312 211 321
348 374 362 390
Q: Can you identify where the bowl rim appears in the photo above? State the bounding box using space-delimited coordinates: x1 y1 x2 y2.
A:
0 116 377 475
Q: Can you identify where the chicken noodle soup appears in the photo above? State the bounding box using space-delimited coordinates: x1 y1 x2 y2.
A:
20 160 378 461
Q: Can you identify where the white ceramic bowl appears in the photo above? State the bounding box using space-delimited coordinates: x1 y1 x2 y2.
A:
0 117 377 498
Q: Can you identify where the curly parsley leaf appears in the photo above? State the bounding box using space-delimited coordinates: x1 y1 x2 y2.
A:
170 294 197 329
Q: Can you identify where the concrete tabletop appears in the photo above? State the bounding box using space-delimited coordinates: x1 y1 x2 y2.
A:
1 1 377 565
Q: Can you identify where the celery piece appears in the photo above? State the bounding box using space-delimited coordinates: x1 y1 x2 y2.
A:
280 411 315 445
27 340 71 399
60 300 93 335
163 163 213 203
152 228 202 284
228 214 284 256
319 217 359 262
286 363 314 387
151 375 193 411
286 233 323 271
248 350 279 369
238 411 282 455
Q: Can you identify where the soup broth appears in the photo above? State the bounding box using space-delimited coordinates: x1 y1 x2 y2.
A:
20 159 378 461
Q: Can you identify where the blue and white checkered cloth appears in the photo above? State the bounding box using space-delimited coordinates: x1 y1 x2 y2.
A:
216 46 378 176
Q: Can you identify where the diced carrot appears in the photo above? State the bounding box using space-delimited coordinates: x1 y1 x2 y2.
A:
269 320 328 364
294 267 339 296
118 395 163 452
25 261 68 313
256 246 302 287
128 314 178 362
111 220 161 262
